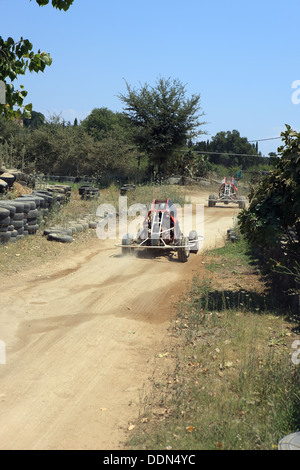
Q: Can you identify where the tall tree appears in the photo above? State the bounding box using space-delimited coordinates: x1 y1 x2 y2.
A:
23 110 45 129
193 130 264 168
81 108 121 141
118 77 206 173
0 0 73 120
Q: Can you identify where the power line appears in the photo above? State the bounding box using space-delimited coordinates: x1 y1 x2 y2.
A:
248 137 281 142
191 150 272 157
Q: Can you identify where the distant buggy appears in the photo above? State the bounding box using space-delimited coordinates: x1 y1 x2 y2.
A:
117 198 203 262
208 177 247 209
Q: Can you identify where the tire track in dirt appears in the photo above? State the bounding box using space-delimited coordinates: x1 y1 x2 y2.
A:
0 195 240 449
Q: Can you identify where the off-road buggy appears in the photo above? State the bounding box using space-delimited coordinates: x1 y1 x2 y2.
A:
117 198 203 262
208 177 247 208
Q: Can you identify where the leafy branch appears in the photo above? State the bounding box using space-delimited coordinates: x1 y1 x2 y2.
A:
0 0 73 120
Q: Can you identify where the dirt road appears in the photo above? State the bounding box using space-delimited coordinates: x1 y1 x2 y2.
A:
0 192 240 449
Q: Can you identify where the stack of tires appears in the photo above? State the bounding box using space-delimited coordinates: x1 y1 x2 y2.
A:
0 200 27 242
0 206 12 244
0 172 15 189
44 185 71 204
25 202 39 235
120 184 136 196
0 168 35 190
0 179 8 194
79 185 100 200
9 200 29 241
0 184 72 244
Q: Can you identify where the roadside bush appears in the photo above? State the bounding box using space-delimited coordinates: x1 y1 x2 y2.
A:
238 125 300 315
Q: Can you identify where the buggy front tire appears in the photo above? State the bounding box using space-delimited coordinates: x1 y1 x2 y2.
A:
188 230 199 254
208 194 216 207
178 237 190 262
122 233 134 256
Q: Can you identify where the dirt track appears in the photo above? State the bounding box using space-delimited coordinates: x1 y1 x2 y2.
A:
0 191 241 449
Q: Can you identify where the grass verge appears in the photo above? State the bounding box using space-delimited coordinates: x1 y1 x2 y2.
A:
126 238 300 450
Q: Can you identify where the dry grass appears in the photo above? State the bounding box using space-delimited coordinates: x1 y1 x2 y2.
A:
126 239 300 451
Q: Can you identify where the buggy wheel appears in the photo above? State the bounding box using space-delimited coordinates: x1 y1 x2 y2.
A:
122 233 133 256
178 237 190 262
208 194 216 207
188 230 199 254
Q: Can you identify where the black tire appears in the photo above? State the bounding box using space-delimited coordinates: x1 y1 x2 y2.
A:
27 219 38 226
0 207 10 219
20 199 36 210
12 212 24 221
0 216 11 226
0 232 11 243
44 228 72 236
27 209 39 220
12 220 24 230
27 224 39 233
122 233 133 255
10 201 24 213
188 230 199 254
47 232 73 243
178 237 190 262
0 204 16 217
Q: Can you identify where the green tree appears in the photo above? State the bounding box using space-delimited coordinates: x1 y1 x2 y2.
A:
238 125 300 269
0 0 73 120
193 130 264 169
118 77 206 174
81 108 121 141
23 110 45 129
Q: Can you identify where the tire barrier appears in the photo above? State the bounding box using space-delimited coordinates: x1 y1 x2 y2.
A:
120 184 136 196
0 185 71 245
0 168 35 191
37 175 99 185
42 215 100 243
0 178 8 194
227 228 240 243
78 185 100 200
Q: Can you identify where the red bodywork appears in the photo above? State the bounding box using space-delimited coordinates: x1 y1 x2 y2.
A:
143 198 181 244
219 177 238 199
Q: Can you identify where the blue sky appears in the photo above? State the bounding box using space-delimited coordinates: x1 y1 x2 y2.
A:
1 0 300 156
